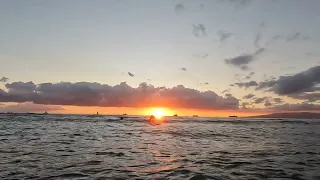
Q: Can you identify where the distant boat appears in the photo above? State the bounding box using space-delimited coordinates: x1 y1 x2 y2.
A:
123 113 127 115
229 115 237 117
192 115 199 117
173 114 178 117
96 111 99 115
43 111 49 115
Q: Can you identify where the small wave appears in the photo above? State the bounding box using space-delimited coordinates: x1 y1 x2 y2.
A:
224 161 252 169
95 151 125 157
41 173 88 179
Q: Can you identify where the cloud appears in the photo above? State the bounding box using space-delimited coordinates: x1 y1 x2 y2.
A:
217 31 232 42
242 102 250 108
128 72 135 77
234 81 258 88
265 35 282 47
174 3 184 14
0 81 240 110
287 32 301 42
254 97 269 104
218 0 253 9
5 81 37 94
243 94 255 99
0 102 64 113
224 48 265 70
272 98 283 104
181 68 187 71
264 100 272 107
245 72 255 79
221 89 230 94
271 103 320 112
0 77 9 83
254 32 261 49
289 93 320 103
204 82 209 85
192 24 206 37
256 66 320 95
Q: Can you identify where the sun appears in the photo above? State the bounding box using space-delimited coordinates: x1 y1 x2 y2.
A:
151 108 166 119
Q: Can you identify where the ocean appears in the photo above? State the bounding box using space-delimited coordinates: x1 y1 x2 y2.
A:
0 114 319 180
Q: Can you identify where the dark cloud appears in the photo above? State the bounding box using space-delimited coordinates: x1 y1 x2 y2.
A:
224 48 265 70
243 94 255 99
272 98 283 104
128 72 134 77
287 32 301 42
181 68 187 71
192 24 206 37
234 81 258 88
240 65 249 71
0 82 240 110
289 93 320 103
256 66 320 95
221 89 230 94
264 100 272 107
242 102 250 109
217 31 232 42
245 72 255 79
254 97 269 104
174 3 184 14
0 102 64 113
204 82 209 85
5 81 37 94
0 77 9 83
265 35 282 47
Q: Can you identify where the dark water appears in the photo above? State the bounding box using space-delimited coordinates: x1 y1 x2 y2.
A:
0 115 319 180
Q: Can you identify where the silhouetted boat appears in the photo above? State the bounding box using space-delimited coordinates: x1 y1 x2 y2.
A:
123 113 127 115
43 111 48 115
229 115 237 117
192 115 199 117
173 114 178 117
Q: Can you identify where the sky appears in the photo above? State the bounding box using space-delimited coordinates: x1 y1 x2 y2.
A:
0 0 319 116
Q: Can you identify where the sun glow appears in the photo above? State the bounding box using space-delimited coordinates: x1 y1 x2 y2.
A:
150 108 170 119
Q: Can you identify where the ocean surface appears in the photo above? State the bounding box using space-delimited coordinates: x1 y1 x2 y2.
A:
0 114 319 180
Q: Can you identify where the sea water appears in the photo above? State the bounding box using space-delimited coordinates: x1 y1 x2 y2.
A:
0 114 319 180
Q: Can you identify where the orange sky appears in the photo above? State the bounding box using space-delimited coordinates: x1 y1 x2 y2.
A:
51 105 263 117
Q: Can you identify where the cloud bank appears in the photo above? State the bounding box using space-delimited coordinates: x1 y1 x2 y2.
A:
0 102 64 113
0 82 240 110
256 66 320 95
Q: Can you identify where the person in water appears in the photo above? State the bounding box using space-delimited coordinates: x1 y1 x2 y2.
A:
149 115 155 120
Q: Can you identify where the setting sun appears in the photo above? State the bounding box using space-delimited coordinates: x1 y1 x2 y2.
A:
151 108 165 119
148 108 174 119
